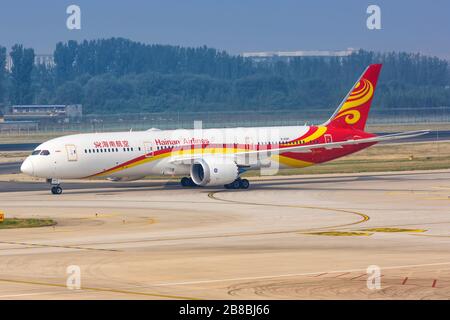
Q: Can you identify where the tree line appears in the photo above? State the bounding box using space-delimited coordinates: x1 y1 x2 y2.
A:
0 38 449 114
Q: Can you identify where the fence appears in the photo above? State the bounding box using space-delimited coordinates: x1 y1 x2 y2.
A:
1 107 449 135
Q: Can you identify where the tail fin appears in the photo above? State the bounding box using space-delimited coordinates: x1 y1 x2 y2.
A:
324 64 382 131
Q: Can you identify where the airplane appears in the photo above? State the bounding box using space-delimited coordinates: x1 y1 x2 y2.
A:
20 64 428 194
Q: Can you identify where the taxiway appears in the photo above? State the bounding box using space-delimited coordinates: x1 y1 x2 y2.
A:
0 170 449 299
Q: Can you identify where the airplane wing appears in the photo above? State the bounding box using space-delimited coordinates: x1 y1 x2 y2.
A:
169 130 429 165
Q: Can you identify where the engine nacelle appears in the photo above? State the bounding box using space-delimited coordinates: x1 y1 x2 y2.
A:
190 158 239 187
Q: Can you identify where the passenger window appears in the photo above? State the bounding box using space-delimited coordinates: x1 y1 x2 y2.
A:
40 150 50 156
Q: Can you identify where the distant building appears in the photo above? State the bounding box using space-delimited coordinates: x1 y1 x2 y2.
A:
34 54 55 68
0 120 38 132
5 55 12 72
5 54 55 72
4 104 82 122
242 48 358 63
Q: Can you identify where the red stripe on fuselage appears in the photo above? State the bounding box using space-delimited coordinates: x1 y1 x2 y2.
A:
85 126 377 178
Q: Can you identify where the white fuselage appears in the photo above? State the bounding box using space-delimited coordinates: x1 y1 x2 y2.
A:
21 126 312 180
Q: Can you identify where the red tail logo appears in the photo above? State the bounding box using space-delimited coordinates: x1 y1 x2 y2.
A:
326 64 382 131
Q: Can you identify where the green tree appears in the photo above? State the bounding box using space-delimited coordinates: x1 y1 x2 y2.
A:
0 46 6 103
54 81 83 104
10 44 35 105
7 38 450 113
54 40 77 83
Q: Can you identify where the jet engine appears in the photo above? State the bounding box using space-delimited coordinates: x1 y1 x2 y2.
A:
190 158 239 186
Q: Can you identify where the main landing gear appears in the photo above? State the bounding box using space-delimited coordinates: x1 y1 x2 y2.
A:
225 178 250 190
48 178 63 195
180 177 196 187
180 177 250 189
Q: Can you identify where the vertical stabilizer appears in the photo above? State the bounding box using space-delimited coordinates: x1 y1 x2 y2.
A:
324 64 382 131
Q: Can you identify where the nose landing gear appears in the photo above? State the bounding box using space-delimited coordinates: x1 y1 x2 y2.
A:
51 185 63 195
47 178 63 195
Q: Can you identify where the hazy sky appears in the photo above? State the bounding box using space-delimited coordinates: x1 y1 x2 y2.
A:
1 0 449 58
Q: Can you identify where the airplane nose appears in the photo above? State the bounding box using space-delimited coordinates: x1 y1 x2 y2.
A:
20 158 34 176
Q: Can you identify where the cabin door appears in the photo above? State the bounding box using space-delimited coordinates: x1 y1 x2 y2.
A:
65 144 78 162
143 142 154 158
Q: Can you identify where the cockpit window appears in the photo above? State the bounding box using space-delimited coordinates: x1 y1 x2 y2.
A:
40 150 50 156
31 150 41 155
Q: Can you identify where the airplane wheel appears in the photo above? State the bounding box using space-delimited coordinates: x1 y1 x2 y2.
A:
240 179 250 189
51 186 63 195
231 180 241 189
181 177 197 187
181 177 191 187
